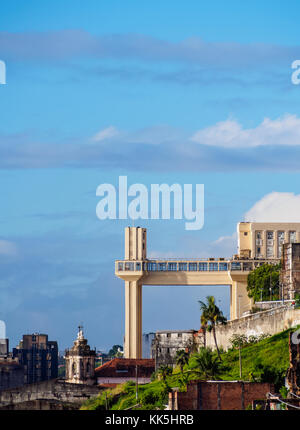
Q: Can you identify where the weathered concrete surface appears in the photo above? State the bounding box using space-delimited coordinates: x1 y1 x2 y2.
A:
206 305 300 351
0 378 101 409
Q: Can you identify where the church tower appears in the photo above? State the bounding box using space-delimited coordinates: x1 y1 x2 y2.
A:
65 326 96 385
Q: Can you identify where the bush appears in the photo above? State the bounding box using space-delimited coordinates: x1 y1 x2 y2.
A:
140 385 168 408
123 380 135 394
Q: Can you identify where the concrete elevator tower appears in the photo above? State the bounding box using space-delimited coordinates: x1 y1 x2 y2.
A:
123 227 146 359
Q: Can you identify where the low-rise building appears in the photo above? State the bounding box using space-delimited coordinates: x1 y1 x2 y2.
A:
0 358 24 391
95 358 155 386
281 243 300 300
142 333 155 358
151 330 202 369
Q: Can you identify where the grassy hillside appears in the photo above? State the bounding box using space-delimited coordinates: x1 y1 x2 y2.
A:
81 326 296 410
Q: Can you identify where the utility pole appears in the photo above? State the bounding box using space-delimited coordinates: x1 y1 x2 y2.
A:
239 343 242 380
238 295 242 318
135 364 138 401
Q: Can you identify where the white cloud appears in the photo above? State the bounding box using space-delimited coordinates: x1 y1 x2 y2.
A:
90 126 119 142
0 240 17 256
210 192 300 256
191 114 300 148
244 192 300 222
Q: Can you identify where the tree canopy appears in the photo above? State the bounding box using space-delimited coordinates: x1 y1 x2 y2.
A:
247 263 281 302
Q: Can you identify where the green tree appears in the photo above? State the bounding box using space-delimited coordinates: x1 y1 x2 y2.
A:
176 349 189 373
198 296 227 358
190 347 221 380
108 344 123 357
247 263 281 302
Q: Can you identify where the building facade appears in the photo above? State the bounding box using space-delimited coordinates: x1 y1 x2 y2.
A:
151 330 201 369
0 339 9 358
281 243 300 300
169 381 274 410
0 359 24 391
13 334 58 384
142 333 155 358
65 326 96 385
238 222 300 259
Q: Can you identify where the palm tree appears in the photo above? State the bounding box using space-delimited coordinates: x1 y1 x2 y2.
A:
200 313 208 349
191 347 221 380
198 296 227 359
157 365 172 382
176 349 189 373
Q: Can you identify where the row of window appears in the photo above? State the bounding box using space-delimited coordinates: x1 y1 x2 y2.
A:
117 260 273 272
118 261 229 272
256 230 297 258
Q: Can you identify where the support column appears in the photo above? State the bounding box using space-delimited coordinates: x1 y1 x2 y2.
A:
124 280 143 358
230 274 252 320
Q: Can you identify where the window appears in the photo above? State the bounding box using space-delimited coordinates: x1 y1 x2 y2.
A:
289 231 296 243
244 232 248 236
267 246 274 258
277 231 285 257
231 262 241 270
178 262 187 271
177 333 182 338
166 333 171 338
118 262 124 271
267 231 274 240
209 263 218 271
168 262 177 271
158 263 167 271
135 262 141 271
219 262 228 271
125 262 134 271
189 262 197 271
147 262 157 271
198 263 208 271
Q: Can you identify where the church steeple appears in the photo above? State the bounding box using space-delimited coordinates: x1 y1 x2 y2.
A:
65 326 96 385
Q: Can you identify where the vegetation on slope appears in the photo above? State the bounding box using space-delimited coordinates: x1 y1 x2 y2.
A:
81 326 296 410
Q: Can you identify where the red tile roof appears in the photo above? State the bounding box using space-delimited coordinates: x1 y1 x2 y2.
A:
95 358 155 378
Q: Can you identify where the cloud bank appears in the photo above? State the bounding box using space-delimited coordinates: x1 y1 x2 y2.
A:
1 115 300 171
191 114 300 148
0 30 299 68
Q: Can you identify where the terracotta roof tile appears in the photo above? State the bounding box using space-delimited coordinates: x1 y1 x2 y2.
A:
95 358 155 378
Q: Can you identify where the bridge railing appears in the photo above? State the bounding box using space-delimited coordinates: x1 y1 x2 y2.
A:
115 259 280 273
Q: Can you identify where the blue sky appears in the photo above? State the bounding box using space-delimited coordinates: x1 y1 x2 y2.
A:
1 1 300 352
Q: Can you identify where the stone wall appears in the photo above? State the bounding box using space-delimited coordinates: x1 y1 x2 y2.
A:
0 361 24 391
0 378 101 409
205 305 300 351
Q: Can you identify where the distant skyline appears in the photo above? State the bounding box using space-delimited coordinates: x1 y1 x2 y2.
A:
1 1 300 351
